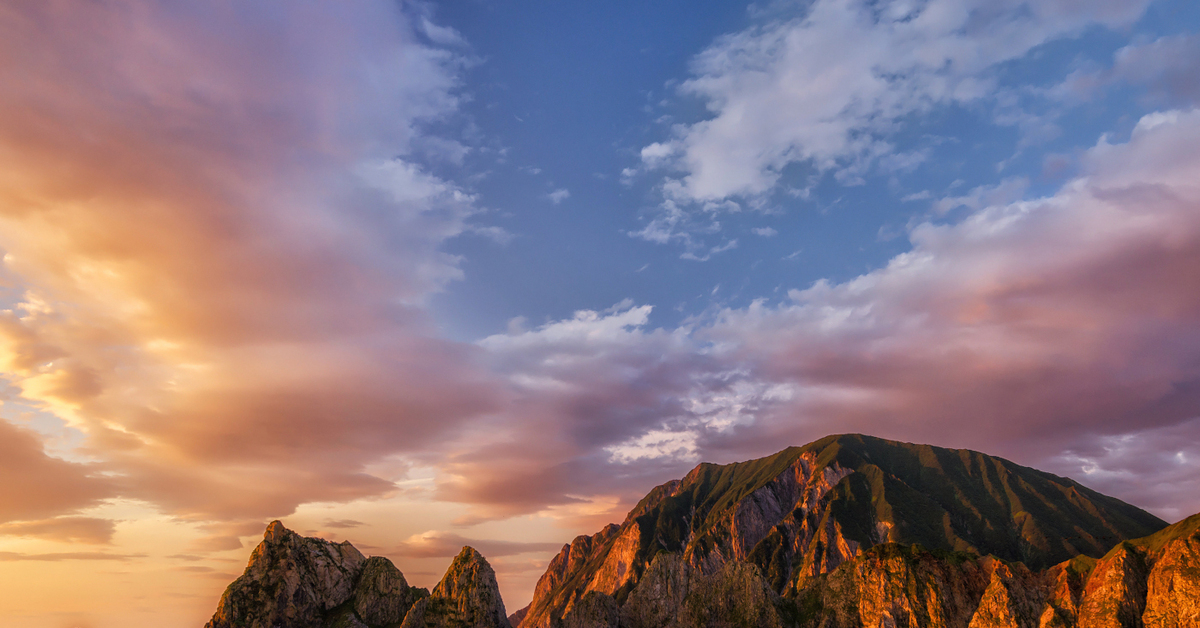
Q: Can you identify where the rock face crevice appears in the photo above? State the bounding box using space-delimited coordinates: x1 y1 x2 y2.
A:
206 522 509 628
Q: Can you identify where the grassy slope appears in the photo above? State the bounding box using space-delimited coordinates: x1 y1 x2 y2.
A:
633 434 1165 571
816 435 1167 568
1102 511 1200 559
532 434 1169 618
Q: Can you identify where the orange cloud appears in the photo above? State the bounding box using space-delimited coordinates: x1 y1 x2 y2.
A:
0 421 111 524
0 517 115 545
0 1 501 530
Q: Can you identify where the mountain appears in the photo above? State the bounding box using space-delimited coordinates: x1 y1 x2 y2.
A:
518 434 1170 628
205 521 510 628
400 546 512 628
205 435 1197 628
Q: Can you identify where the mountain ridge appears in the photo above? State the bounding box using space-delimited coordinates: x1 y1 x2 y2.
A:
204 434 1200 628
517 433 1169 628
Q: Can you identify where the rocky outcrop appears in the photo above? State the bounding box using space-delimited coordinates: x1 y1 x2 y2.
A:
561 592 618 628
1141 521 1200 627
206 522 511 628
353 557 429 627
400 546 511 628
1075 512 1200 628
616 553 785 628
206 521 371 628
775 514 1200 628
1037 556 1095 627
794 544 991 628
1076 543 1148 628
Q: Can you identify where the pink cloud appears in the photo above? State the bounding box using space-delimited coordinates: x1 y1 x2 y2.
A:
0 421 111 524
0 1 501 527
460 110 1200 523
0 517 115 545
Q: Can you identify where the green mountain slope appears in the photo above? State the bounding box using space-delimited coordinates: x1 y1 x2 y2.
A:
519 434 1166 628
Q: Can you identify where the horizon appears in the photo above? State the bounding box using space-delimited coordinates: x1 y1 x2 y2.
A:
2 1 1200 626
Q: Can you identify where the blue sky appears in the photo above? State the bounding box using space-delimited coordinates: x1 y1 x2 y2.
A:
425 0 1200 339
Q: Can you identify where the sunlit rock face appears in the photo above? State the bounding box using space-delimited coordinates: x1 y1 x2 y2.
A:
518 434 1178 628
206 522 513 628
401 546 512 628
206 521 377 628
794 513 1200 628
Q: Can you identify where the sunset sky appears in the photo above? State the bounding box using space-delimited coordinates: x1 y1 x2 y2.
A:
3 1 1200 626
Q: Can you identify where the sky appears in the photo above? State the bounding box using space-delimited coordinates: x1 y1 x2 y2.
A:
2 0 1200 626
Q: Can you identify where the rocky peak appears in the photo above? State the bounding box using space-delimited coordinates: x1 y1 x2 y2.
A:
206 521 367 628
400 546 512 628
205 521 429 628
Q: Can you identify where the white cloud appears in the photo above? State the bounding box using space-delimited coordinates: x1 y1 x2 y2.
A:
1055 33 1200 106
931 176 1029 215
480 303 654 356
641 0 1152 206
419 18 465 47
547 188 570 204
640 142 676 169
620 167 639 187
751 227 778 237
681 238 738 261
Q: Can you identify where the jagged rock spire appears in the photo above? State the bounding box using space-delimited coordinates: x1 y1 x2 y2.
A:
401 546 512 628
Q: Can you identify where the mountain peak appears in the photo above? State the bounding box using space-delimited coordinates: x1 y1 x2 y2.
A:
205 522 370 628
263 519 289 544
403 545 512 628
518 435 1167 628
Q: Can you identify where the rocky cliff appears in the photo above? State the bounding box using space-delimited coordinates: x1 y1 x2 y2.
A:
206 522 509 628
793 511 1200 628
518 434 1173 628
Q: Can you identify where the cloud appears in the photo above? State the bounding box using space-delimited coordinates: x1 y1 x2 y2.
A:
390 530 561 559
660 0 1150 200
0 517 115 544
547 188 571 204
1051 417 1200 523
430 305 712 521
428 304 788 523
635 0 1152 245
443 109 1200 523
323 519 367 529
693 109 1200 515
0 421 112 524
680 239 738 262
0 1 502 524
1057 33 1200 107
0 551 145 562
931 177 1030 215
1 0 1196 564
751 227 778 237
